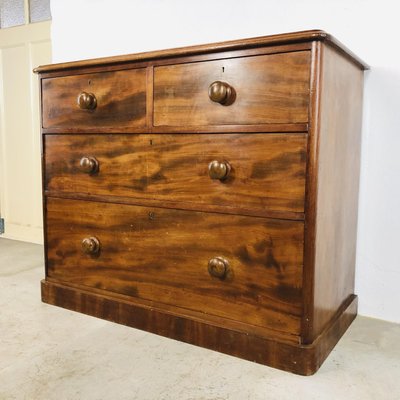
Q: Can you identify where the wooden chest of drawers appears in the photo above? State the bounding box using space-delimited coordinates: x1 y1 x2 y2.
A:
35 30 367 375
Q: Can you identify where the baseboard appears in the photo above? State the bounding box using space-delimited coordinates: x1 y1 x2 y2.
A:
2 223 43 244
41 280 357 375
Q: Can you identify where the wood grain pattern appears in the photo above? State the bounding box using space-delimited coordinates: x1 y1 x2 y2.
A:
46 197 304 336
307 43 364 341
36 43 313 81
45 133 307 214
44 192 305 221
42 68 146 130
154 52 310 126
41 280 358 375
36 31 366 375
41 123 309 135
34 29 367 74
301 41 322 341
44 274 300 344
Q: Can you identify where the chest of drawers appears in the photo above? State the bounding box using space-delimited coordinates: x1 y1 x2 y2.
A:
35 30 367 375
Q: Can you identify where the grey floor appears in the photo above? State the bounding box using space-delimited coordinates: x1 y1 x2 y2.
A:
0 238 399 400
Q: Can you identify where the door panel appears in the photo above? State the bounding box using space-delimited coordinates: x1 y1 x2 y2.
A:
0 21 51 243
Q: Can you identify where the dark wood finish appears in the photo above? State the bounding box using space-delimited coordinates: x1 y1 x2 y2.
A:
44 275 300 344
154 52 310 126
77 91 97 110
301 41 322 342
34 29 367 74
44 191 305 221
81 236 101 255
37 43 314 80
42 68 146 130
41 122 309 135
208 160 231 180
146 66 154 130
36 30 366 375
79 156 99 174
208 256 230 279
44 133 307 214
306 43 364 341
46 197 304 336
208 81 235 105
41 279 358 375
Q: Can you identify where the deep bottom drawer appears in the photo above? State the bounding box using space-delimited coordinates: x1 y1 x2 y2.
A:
46 197 304 335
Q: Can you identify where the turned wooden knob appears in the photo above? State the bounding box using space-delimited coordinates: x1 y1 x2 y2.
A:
208 81 234 105
79 156 99 174
208 160 230 180
208 256 229 279
82 237 100 255
77 91 97 110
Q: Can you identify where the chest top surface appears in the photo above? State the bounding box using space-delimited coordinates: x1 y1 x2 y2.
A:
34 29 368 74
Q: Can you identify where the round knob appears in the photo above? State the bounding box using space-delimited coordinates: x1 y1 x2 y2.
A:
208 256 230 279
77 92 97 110
208 81 234 105
82 237 100 255
208 160 230 180
79 156 99 174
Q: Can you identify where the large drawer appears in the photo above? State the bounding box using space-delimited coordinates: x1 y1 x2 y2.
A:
42 68 147 130
45 133 307 214
46 197 304 335
154 51 310 127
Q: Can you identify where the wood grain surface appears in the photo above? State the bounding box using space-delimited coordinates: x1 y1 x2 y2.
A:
41 280 358 375
46 197 304 336
45 133 307 214
154 51 310 126
34 29 368 74
42 68 146 130
308 43 364 341
37 31 366 374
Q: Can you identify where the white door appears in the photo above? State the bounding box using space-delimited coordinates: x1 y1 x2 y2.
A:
0 2 51 244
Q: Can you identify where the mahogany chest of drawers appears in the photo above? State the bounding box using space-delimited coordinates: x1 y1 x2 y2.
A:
35 30 367 375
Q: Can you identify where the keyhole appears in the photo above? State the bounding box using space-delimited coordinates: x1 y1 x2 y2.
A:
222 67 225 73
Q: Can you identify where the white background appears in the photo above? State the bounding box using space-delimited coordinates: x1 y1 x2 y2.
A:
50 0 400 323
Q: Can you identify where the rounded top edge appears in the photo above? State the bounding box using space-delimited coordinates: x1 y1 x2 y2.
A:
34 29 368 74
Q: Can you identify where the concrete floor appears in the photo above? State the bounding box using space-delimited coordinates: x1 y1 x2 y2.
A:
0 238 399 400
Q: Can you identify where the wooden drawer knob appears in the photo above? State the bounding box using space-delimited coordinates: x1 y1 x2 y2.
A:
208 160 230 180
208 256 229 279
82 237 100 255
79 156 99 174
77 91 97 110
208 81 234 105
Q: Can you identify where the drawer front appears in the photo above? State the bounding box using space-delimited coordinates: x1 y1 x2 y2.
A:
42 69 146 130
154 51 310 127
45 133 307 214
46 198 304 335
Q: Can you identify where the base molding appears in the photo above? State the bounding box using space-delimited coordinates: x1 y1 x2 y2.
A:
2 223 43 244
41 280 357 375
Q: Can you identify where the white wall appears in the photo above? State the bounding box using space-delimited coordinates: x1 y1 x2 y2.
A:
50 0 400 323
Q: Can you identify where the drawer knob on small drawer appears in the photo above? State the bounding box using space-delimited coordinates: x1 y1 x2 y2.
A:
208 81 235 105
77 91 97 110
81 237 101 255
208 256 230 279
79 156 99 174
208 160 231 180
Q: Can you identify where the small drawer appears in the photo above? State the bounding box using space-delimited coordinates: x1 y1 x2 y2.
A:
46 198 304 335
42 69 146 130
44 133 307 214
154 51 310 127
